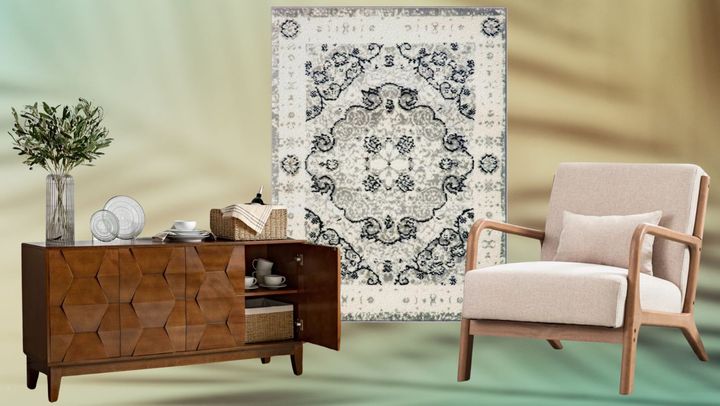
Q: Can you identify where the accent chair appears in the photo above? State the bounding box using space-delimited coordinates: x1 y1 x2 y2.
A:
458 163 710 394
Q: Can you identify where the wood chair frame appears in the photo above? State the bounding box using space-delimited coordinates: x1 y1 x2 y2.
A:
458 175 710 395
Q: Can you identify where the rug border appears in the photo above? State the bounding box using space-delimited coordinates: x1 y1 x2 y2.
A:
271 6 506 18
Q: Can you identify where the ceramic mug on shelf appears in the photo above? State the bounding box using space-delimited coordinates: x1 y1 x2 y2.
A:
263 274 286 286
252 269 271 285
252 258 274 284
244 276 257 289
252 258 273 272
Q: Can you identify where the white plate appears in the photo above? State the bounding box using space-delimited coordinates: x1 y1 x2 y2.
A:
90 209 120 242
165 229 210 236
104 196 145 239
245 285 259 290
259 283 287 289
169 226 204 232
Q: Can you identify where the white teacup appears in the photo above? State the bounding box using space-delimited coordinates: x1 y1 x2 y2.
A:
252 258 273 273
263 275 286 286
173 220 197 231
252 268 271 285
244 276 257 289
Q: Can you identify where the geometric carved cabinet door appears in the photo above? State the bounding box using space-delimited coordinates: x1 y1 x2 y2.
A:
48 249 120 363
185 246 245 351
118 248 186 357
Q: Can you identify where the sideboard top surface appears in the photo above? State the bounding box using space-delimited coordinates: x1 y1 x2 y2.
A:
23 238 306 249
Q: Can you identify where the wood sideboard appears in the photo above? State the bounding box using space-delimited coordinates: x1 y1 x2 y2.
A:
21 239 340 402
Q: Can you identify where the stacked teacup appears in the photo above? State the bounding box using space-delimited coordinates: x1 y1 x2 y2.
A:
252 258 287 289
251 258 273 285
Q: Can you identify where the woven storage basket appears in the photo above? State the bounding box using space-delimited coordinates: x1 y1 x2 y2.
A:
245 298 294 343
210 208 287 240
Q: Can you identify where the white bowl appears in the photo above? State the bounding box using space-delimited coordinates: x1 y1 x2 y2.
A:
173 220 197 231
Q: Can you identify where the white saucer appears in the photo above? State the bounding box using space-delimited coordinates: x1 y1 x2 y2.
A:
166 229 210 235
245 285 259 290
259 283 287 289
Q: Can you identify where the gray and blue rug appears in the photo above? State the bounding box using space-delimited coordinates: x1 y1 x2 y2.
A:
271 7 507 320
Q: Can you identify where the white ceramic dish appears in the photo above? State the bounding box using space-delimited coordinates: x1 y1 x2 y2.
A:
245 285 259 290
166 234 207 242
104 195 145 239
90 209 120 242
259 283 287 290
173 220 197 231
166 229 209 236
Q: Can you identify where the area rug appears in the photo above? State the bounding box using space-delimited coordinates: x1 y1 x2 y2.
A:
271 7 506 320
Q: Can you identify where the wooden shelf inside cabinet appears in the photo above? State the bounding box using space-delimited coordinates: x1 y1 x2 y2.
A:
244 288 299 297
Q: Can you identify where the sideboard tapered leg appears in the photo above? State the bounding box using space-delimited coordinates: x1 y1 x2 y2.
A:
47 367 62 402
261 357 271 364
26 361 39 389
291 345 303 376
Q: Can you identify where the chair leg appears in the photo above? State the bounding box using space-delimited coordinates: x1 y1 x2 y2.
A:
547 340 563 350
458 318 474 382
681 321 709 361
619 324 639 395
261 357 271 364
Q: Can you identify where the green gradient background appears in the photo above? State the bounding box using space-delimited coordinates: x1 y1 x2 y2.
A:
1 0 719 404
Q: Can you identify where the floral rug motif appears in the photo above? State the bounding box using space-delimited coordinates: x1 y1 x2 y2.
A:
272 7 506 320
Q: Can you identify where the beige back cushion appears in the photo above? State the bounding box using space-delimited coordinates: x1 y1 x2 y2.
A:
542 163 705 296
554 210 662 275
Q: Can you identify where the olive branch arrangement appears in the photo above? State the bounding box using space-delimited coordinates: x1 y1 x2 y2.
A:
8 98 113 241
9 98 113 175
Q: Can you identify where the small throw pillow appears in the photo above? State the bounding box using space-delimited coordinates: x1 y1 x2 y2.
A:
554 210 663 275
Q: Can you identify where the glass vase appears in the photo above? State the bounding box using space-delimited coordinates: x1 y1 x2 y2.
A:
46 174 74 243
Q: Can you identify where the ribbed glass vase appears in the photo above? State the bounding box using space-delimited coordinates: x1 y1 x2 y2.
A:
46 174 74 243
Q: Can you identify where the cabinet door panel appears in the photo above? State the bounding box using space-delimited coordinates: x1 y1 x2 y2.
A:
299 244 341 350
119 247 185 356
185 247 245 351
48 249 119 363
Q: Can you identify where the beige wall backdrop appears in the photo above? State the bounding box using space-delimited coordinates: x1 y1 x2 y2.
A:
1 0 718 253
1 0 719 404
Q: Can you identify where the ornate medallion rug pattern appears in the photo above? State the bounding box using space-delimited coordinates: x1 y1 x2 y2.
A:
272 7 507 320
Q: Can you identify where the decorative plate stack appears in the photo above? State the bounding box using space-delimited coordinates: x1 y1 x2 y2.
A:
90 195 145 242
163 220 211 242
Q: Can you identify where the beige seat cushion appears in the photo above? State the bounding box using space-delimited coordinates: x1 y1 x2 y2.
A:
554 210 662 275
462 261 682 328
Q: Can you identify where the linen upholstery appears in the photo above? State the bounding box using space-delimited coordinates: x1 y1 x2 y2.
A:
541 163 705 297
462 262 683 328
554 210 662 275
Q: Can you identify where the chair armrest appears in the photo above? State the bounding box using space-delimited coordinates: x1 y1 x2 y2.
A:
633 223 701 250
624 223 702 320
627 223 701 281
465 219 545 272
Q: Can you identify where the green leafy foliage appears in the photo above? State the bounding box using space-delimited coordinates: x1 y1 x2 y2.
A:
8 98 113 174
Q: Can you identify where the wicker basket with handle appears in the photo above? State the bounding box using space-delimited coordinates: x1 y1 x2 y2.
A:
210 208 287 240
245 298 294 343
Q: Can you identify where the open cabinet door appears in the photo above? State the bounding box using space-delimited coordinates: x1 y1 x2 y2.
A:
299 243 341 350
